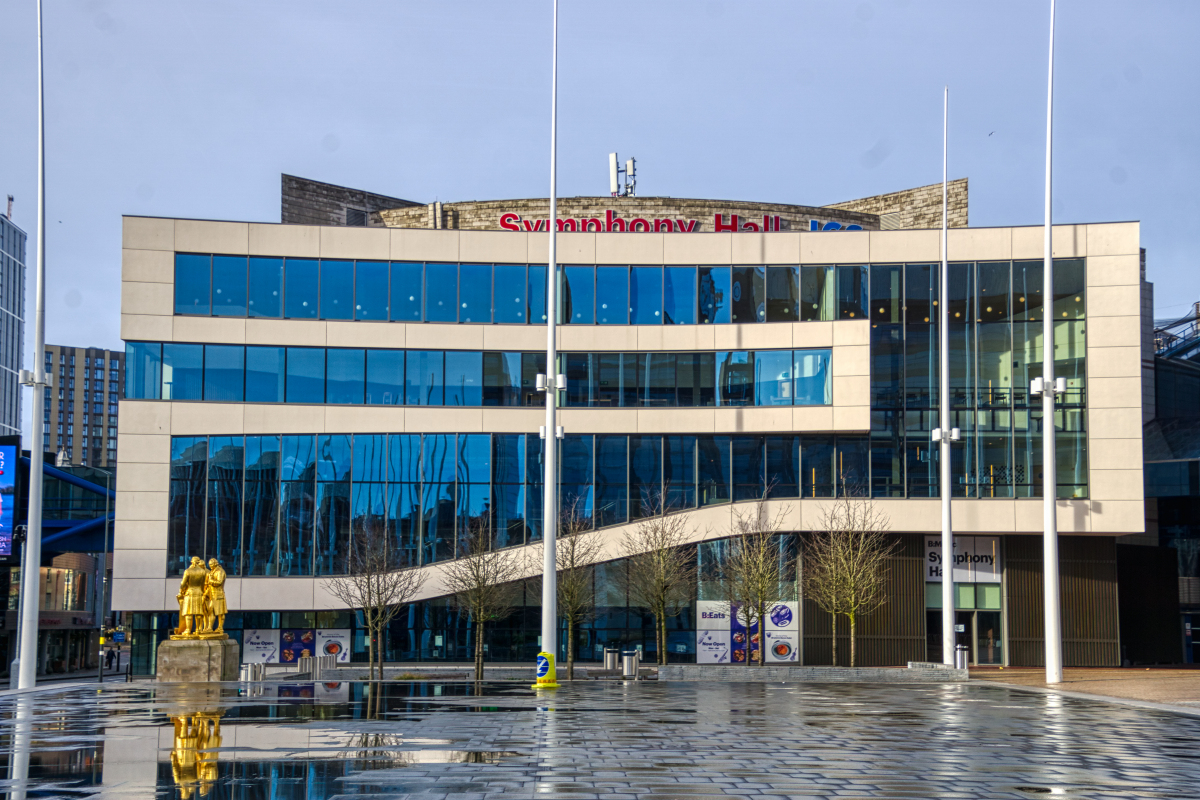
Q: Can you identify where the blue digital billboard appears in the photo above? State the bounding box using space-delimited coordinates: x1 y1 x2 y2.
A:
0 445 14 557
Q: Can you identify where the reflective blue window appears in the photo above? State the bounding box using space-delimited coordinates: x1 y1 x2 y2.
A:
248 257 283 318
730 267 764 323
162 343 203 400
837 437 870 495
203 345 244 402
795 349 832 405
664 435 696 509
352 434 387 482
279 434 316 576
630 267 663 325
645 353 675 406
211 256 247 317
242 435 280 576
560 435 594 487
528 265 548 324
423 434 455 484
326 349 365 405
284 258 319 318
354 261 389 320
387 482 421 568
595 435 628 527
561 266 594 324
388 434 422 484
765 435 799 497
317 434 352 482
366 349 403 405
315 479 351 575
629 435 662 517
422 481 454 563
494 483 525 548
663 267 696 325
837 265 868 320
493 434 525 484
483 352 521 406
445 350 482 406
766 266 798 322
174 254 210 315
425 263 458 323
320 260 354 320
595 266 629 325
493 264 526 324
406 350 444 406
279 434 315 490
246 346 284 403
754 350 793 406
699 267 730 324
459 264 492 323
457 482 490 550
390 262 423 321
457 434 490 484
802 436 835 497
731 435 764 501
717 351 754 407
125 342 162 399
168 436 207 575
698 436 730 505
285 347 325 403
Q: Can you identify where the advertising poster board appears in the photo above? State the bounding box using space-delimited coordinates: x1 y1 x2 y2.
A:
315 681 351 703
279 629 316 664
696 600 799 664
315 629 351 663
696 629 731 663
242 629 280 663
0 444 16 557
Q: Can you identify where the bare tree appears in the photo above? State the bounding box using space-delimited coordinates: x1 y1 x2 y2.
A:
619 493 697 666
325 519 426 682
803 493 895 667
720 495 794 667
440 516 524 681
555 498 604 680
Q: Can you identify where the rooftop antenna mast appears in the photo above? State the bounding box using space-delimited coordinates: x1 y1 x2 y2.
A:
608 153 636 197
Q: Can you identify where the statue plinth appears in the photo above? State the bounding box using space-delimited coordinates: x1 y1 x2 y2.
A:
157 637 240 682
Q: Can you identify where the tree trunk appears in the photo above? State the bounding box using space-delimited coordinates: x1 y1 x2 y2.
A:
367 623 376 682
567 620 575 681
831 613 838 667
849 614 856 668
658 608 667 666
475 617 484 682
758 602 766 667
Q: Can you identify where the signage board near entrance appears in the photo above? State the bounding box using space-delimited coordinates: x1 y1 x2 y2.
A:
925 536 1001 583
0 444 15 557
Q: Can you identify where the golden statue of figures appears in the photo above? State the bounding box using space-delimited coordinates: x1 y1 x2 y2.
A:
172 557 209 639
203 558 228 636
171 711 222 799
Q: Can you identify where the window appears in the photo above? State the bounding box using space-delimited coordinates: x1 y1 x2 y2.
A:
458 264 492 324
766 266 798 322
561 266 594 324
698 267 730 324
837 265 867 319
366 350 404 405
406 351 444 406
354 261 389 321
424 263 458 323
800 266 834 321
326 349 365 405
795 349 832 405
285 347 325 403
528 265 548 324
663 266 696 325
174 254 210 315
444 351 482 406
284 258 319 318
390 262 423 321
731 267 764 323
595 267 629 325
754 350 793 406
211 256 248 316
630 267 662 325
319 260 354 320
203 345 244 402
483 352 521 406
493 264 526 324
248 257 283 318
161 344 203 401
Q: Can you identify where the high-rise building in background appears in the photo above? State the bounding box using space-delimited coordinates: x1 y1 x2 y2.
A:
43 344 124 467
0 199 26 437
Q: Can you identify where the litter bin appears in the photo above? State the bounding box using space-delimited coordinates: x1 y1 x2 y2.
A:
604 648 619 671
621 650 640 679
954 644 969 670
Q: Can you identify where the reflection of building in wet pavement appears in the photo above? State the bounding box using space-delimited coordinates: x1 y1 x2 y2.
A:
171 712 222 799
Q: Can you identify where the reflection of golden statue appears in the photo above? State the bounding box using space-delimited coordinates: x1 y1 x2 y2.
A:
171 711 222 799
203 558 228 636
172 557 208 639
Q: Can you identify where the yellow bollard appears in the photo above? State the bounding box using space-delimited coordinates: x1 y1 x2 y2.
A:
532 651 559 689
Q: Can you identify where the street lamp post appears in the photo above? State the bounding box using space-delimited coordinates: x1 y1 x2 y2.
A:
93 468 112 683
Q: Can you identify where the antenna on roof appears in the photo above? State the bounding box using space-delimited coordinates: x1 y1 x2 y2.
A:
608 153 636 197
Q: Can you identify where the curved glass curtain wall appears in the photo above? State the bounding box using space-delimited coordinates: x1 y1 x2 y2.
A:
167 432 869 577
173 253 869 325
125 344 833 409
868 258 1087 500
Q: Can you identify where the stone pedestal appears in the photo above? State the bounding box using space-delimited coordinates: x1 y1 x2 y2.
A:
156 638 240 682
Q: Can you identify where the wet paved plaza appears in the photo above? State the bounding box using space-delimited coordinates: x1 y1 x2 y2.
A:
0 679 1198 799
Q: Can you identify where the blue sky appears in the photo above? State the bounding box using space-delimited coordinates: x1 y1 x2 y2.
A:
0 0 1197 433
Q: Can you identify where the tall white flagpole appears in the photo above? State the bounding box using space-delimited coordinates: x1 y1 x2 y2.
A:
539 0 560 682
939 86 955 667
1042 0 1064 685
18 0 49 691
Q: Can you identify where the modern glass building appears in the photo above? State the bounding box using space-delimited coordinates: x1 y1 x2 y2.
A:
113 199 1148 672
0 207 26 437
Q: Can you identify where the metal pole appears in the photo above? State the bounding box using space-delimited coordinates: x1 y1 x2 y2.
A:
1042 0 1063 685
540 0 559 669
8 530 25 690
18 0 49 691
97 470 111 683
939 86 955 667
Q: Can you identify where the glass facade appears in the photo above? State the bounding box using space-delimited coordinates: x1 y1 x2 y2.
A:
127 344 833 409
173 254 870 327
167 432 868 576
